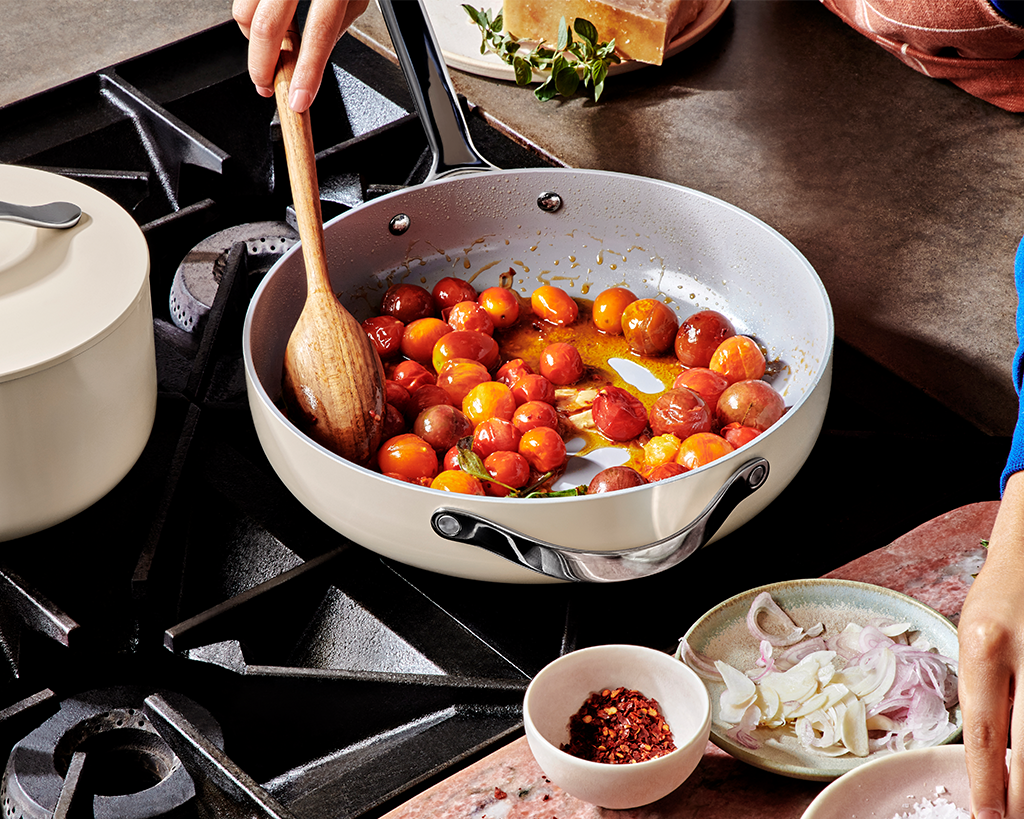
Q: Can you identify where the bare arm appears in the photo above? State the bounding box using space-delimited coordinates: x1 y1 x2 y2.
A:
959 469 1024 819
233 0 370 111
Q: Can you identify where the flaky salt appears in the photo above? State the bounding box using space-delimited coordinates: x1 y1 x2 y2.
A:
891 796 969 818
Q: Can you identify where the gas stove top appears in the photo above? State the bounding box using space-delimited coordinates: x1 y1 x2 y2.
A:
0 17 1007 819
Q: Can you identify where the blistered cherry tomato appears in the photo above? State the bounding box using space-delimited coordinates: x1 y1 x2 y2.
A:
432 277 477 312
495 358 532 387
648 388 712 438
645 462 687 481
472 417 522 459
432 329 500 373
484 451 531 496
675 310 736 368
381 403 406 439
400 317 451 364
381 283 434 323
588 466 646 494
435 358 492 405
389 360 435 392
403 384 453 422
446 301 495 335
478 286 521 329
676 432 734 470
462 381 516 426
716 379 784 431
430 470 485 495
413 404 473 451
672 367 729 413
643 433 682 468
708 336 766 384
510 373 556 405
361 315 404 359
539 342 585 386
621 298 678 356
518 426 567 473
442 445 462 471
512 400 560 434
721 422 761 448
592 385 649 442
385 380 412 416
531 285 579 326
592 287 637 335
377 433 438 480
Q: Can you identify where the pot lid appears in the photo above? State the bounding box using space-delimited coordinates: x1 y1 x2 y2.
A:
0 164 150 381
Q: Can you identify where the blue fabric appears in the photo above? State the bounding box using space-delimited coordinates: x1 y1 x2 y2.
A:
990 0 1024 24
1001 235 1024 493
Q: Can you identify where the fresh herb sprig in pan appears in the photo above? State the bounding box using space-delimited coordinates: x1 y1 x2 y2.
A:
462 5 621 101
454 437 586 498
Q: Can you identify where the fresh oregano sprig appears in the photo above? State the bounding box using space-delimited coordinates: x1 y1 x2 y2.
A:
454 437 586 498
462 5 620 102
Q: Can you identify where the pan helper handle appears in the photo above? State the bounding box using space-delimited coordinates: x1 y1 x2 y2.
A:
431 457 770 582
378 0 498 179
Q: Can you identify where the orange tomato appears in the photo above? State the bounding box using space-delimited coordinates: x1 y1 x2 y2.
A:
621 298 678 356
519 426 567 473
430 470 486 495
377 434 439 481
531 285 579 326
478 286 521 329
400 317 451 364
538 342 585 386
483 451 531 496
708 336 766 384
432 329 500 373
512 400 560 434
462 381 516 426
446 300 495 335
592 287 637 335
676 432 735 470
435 358 492 405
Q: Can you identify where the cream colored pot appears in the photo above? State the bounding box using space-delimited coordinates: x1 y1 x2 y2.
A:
0 165 156 541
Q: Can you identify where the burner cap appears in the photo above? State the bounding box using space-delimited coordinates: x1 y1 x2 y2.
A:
1 687 222 819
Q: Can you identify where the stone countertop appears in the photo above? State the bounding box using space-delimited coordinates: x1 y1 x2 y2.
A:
351 1 1024 437
379 501 996 819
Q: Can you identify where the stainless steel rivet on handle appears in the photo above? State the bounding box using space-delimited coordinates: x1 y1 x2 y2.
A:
537 191 562 213
434 514 462 537
389 213 411 235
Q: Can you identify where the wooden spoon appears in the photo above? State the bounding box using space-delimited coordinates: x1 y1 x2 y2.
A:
274 27 385 466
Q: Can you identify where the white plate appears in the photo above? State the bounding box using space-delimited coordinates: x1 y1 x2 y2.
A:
682 579 962 782
801 744 994 819
425 0 732 82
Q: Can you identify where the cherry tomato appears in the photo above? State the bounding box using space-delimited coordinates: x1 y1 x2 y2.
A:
413 404 473 451
462 381 516 426
435 358 492 405
518 426 567 474
384 380 412 415
588 466 646 494
709 336 767 385
361 315 404 359
477 286 521 329
381 282 435 323
389 360 435 392
510 373 556 405
531 285 579 326
645 462 687 481
592 287 637 335
648 388 712 438
403 384 453 423
592 385 649 442
672 367 729 412
431 276 477 312
432 329 500 373
496 358 532 387
377 433 438 480
483 451 531 496
676 432 735 470
381 403 406 439
430 469 485 495
716 379 784 431
446 301 494 335
442 445 462 471
539 342 585 386
472 417 522 459
675 310 736 368
642 433 682 468
621 298 679 356
721 422 761 448
512 400 560 434
400 317 451 364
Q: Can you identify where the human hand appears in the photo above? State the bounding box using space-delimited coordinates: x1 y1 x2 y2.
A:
233 0 370 112
958 471 1024 819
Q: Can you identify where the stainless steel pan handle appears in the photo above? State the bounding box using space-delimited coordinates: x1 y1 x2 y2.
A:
378 0 498 179
430 458 769 582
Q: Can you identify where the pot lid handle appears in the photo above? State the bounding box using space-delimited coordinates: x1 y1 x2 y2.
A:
430 457 770 582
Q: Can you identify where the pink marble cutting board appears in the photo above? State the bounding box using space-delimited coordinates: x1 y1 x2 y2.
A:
381 502 997 819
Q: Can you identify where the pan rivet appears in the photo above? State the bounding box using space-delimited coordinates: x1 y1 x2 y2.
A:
435 514 462 537
537 191 562 213
389 213 411 235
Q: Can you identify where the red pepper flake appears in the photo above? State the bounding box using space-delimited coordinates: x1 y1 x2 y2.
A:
561 687 675 764
494 787 507 799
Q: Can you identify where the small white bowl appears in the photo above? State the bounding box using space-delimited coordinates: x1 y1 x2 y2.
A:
523 644 712 809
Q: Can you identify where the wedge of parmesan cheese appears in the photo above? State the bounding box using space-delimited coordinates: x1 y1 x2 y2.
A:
502 0 706 65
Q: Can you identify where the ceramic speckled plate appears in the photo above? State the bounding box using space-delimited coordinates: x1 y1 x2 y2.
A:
425 0 732 81
682 579 962 782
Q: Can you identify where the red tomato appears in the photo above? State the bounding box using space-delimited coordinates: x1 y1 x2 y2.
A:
430 470 485 495
381 403 406 439
621 298 678 356
361 315 404 359
462 381 516 426
403 384 453 423
539 342 585 386
495 358 532 387
377 434 438 480
676 432 735 470
478 286 521 329
645 462 688 481
531 285 579 326
519 426 567 473
384 379 412 415
721 422 761 448
432 329 500 373
510 373 556 405
400 317 451 364
432 277 478 312
389 360 435 392
381 283 435 323
512 400 560 434
672 367 729 412
675 310 736 368
592 287 637 335
446 301 495 335
709 336 767 384
592 386 649 442
648 389 712 439
716 379 784 431
472 417 522 459
483 451 531 496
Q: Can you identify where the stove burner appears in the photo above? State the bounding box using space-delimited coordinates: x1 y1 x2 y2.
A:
169 221 298 333
1 688 222 819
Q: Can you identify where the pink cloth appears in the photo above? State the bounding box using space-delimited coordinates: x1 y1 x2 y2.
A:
821 0 1024 110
